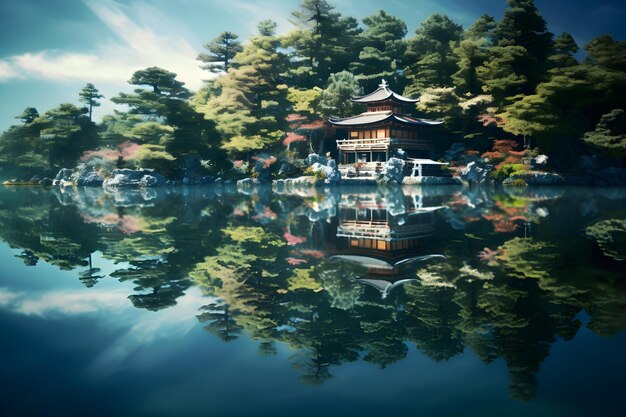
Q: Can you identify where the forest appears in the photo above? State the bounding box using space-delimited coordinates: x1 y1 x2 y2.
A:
0 0 625 183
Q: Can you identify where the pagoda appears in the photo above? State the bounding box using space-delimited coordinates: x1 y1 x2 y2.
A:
329 80 443 168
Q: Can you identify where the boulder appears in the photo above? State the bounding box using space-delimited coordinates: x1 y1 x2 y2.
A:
76 168 104 186
103 169 167 188
460 161 493 184
309 160 341 184
594 167 626 186
305 153 328 167
54 168 74 183
531 154 548 167
379 157 405 184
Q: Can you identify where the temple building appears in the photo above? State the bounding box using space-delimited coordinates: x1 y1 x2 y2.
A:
329 80 443 169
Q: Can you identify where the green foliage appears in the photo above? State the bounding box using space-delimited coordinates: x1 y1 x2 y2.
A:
319 71 363 117
585 219 626 261
582 109 626 157
197 31 243 73
287 87 323 114
350 10 407 91
79 83 104 121
15 107 40 124
584 35 626 72
491 163 528 182
284 0 361 88
404 14 463 95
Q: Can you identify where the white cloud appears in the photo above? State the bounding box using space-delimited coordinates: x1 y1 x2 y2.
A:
0 285 214 372
0 287 129 316
0 0 210 90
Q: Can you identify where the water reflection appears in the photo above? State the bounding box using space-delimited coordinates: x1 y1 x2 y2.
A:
0 185 625 400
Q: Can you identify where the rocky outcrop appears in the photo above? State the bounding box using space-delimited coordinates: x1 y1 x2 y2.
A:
379 158 405 184
307 154 341 184
460 161 493 184
75 168 104 186
53 168 74 185
103 169 167 188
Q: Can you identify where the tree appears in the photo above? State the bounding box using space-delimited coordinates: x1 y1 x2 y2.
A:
452 15 496 95
197 31 243 73
582 109 626 158
491 0 553 94
351 10 407 92
404 14 463 95
79 83 104 122
584 35 626 72
284 0 361 88
319 71 362 117
15 107 39 124
549 33 579 68
201 22 289 158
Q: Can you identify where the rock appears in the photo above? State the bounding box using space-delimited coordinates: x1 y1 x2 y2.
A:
443 142 465 162
139 175 160 188
309 161 341 184
460 161 493 184
379 157 405 184
103 169 167 188
305 153 327 167
532 154 548 166
76 168 104 186
237 178 257 188
59 180 74 187
54 168 74 183
594 167 626 186
39 178 53 187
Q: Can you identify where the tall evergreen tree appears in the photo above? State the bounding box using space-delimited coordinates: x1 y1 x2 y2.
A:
78 83 104 122
404 14 463 96
197 31 243 73
284 0 361 88
452 15 496 95
350 10 407 92
549 33 579 68
488 0 553 95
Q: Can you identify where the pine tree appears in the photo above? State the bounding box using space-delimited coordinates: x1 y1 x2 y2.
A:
197 31 243 73
78 83 104 122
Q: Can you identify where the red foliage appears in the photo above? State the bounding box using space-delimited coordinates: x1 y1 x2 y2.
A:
482 139 523 165
284 232 307 246
286 113 306 122
283 132 307 147
286 257 307 266
478 113 501 127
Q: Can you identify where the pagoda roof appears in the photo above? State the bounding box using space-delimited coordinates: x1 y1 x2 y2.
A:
329 111 444 127
351 79 419 104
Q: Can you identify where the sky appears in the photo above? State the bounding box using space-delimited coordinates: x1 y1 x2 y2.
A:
0 0 625 130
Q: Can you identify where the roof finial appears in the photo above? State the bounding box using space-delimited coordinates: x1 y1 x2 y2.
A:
379 79 388 89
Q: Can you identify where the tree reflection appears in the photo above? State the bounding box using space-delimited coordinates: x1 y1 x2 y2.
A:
0 185 625 400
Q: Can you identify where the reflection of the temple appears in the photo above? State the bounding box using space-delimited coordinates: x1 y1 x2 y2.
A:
332 192 446 296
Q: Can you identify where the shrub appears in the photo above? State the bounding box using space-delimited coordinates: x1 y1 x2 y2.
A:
492 163 528 182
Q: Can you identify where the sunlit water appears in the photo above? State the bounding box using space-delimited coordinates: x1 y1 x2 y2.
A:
0 185 625 417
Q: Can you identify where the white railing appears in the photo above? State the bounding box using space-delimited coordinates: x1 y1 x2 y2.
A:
337 137 433 150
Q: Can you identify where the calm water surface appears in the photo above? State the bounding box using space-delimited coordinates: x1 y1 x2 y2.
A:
0 185 625 417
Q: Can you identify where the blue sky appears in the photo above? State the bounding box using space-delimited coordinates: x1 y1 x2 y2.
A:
1 0 625 130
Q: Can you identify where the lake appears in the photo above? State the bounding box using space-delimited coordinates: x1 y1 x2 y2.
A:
0 184 625 417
